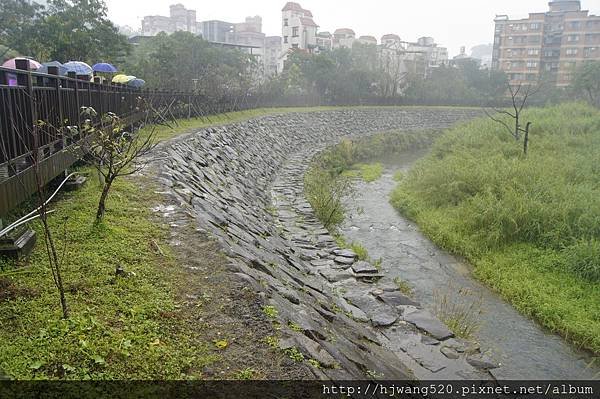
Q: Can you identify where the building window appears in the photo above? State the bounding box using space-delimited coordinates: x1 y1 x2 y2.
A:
567 35 579 42
570 21 581 30
527 49 539 56
292 44 299 48
530 23 540 30
292 27 299 37
527 61 538 68
283 36 288 44
283 18 288 26
584 47 597 57
566 48 578 56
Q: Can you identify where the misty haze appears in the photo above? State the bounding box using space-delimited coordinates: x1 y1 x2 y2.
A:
0 0 599 396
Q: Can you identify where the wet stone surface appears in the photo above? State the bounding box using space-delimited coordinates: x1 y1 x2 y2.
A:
155 109 491 380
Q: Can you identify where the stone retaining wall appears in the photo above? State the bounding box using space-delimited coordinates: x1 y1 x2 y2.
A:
157 108 495 380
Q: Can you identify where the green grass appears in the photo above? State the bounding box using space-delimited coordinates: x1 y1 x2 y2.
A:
390 103 600 354
0 171 217 379
342 163 384 182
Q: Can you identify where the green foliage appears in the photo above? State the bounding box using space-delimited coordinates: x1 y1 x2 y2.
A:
571 61 600 107
262 305 278 319
284 347 304 362
343 163 384 182
403 62 508 106
393 277 414 296
561 239 600 282
0 169 216 379
1 0 130 63
349 242 369 262
124 31 256 94
391 103 600 353
234 367 256 380
270 45 510 105
304 167 353 230
432 287 483 339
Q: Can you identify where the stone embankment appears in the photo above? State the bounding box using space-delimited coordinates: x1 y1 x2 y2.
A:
157 108 494 380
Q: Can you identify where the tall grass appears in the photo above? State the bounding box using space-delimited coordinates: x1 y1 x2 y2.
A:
391 103 600 354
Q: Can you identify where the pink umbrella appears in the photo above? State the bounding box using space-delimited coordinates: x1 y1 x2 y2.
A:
2 57 42 71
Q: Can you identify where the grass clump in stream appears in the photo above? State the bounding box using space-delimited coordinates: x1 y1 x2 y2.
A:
390 103 600 354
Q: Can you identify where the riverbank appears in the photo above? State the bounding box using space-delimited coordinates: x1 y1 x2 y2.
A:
340 160 598 379
390 103 600 356
0 169 310 379
0 106 478 380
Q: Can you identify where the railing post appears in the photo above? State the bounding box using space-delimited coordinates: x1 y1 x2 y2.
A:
48 66 66 156
15 59 39 165
68 72 81 126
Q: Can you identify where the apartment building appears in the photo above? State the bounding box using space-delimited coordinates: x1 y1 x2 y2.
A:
279 2 319 71
333 29 356 49
492 0 600 86
142 3 198 36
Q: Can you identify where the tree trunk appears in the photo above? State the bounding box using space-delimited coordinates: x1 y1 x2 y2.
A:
523 122 531 155
96 179 113 221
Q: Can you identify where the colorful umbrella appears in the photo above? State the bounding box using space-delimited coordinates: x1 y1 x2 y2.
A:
92 63 118 73
127 78 145 88
37 61 68 75
1 57 42 70
112 74 136 84
63 61 93 76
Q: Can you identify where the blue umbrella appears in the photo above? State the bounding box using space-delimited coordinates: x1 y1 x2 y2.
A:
92 62 118 73
63 61 93 76
127 78 145 88
37 61 67 75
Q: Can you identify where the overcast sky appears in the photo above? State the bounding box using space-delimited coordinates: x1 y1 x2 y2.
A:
105 0 600 56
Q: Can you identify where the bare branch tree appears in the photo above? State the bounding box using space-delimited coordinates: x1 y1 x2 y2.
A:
485 81 541 155
72 107 157 222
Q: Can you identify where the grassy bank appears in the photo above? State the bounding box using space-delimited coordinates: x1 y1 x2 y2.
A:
390 103 600 354
0 172 219 379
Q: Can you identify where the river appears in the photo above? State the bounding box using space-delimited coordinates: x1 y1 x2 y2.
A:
339 150 599 380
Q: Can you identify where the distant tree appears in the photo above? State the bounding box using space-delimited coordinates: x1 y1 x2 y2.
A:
0 0 130 63
125 31 257 104
571 61 600 106
0 0 44 58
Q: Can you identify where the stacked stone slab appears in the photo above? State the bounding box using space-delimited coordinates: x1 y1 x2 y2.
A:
156 108 496 380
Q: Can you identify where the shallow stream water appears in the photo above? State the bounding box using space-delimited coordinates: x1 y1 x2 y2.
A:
339 150 599 380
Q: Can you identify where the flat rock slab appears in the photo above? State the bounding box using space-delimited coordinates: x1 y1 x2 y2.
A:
318 268 354 283
334 256 355 265
351 261 379 274
344 294 398 327
376 291 421 307
467 354 499 370
333 249 357 259
403 309 454 341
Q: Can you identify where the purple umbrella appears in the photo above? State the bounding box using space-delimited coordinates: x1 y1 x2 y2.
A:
92 62 118 73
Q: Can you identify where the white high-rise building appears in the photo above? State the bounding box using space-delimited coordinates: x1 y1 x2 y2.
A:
279 2 319 71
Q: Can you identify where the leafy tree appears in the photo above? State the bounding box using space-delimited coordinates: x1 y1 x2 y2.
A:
0 0 130 63
125 31 257 102
571 61 600 106
0 0 44 59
